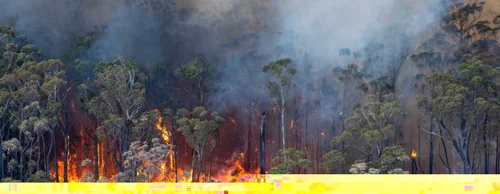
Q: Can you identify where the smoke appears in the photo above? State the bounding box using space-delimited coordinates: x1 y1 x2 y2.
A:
0 0 454 173
0 0 120 57
88 5 162 65
212 0 448 111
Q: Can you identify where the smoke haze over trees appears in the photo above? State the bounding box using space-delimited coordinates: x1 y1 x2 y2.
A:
1 0 500 182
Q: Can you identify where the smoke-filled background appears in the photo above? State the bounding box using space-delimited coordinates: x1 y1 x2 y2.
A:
2 0 494 178
0 0 443 64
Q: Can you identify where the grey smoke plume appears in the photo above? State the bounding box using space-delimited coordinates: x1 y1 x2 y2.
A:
212 0 448 110
0 0 450 121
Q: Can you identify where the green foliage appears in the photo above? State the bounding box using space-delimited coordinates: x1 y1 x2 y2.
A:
348 161 379 174
422 57 500 173
1 177 20 182
176 106 224 152
26 171 50 182
262 58 297 99
87 58 148 141
319 150 346 173
332 93 400 161
378 146 410 173
269 148 312 174
175 106 224 181
173 58 216 105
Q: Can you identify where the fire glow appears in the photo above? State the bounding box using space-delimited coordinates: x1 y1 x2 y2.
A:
153 108 175 181
50 105 263 183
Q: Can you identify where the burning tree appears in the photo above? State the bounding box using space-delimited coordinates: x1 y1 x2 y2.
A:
85 57 148 173
113 138 171 182
175 106 224 182
262 58 297 160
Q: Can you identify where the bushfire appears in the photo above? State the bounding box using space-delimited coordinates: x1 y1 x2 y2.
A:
49 105 263 183
153 108 176 181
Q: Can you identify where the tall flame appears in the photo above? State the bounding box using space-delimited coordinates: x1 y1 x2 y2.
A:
153 108 174 181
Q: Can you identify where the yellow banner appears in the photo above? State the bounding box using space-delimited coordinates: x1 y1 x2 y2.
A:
1 175 500 193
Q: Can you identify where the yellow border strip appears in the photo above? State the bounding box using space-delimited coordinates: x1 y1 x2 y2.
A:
0 175 500 193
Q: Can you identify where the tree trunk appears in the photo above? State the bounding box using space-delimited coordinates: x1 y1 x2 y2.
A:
173 124 178 182
52 129 58 182
191 153 199 182
428 116 434 174
260 112 266 174
305 99 309 151
458 149 472 174
483 114 489 174
280 105 286 161
19 132 24 181
0 128 3 180
37 137 41 172
438 120 451 173
63 135 68 182
208 130 219 181
496 129 499 174
304 98 309 174
196 152 204 182
93 122 99 181
112 147 123 173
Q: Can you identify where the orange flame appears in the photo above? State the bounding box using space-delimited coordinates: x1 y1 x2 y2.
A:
230 117 236 124
153 108 174 181
321 132 325 137
411 150 417 159
290 120 294 130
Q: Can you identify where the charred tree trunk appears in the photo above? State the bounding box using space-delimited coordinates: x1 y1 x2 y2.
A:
260 112 266 174
93 121 99 181
63 107 71 182
174 134 178 182
46 129 59 182
172 117 178 183
63 136 68 182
